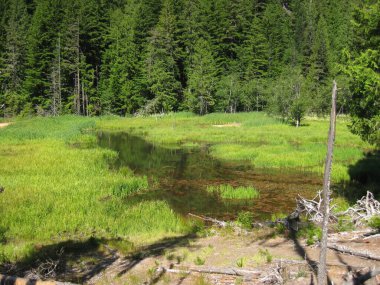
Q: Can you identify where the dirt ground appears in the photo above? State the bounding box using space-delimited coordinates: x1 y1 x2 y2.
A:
86 228 380 285
0 122 10 128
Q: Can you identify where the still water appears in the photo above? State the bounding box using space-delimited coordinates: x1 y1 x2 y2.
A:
98 132 321 220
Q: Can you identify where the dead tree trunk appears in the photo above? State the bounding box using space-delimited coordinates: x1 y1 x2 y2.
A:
318 80 337 284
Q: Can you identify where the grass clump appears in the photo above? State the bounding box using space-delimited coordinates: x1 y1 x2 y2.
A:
112 176 148 198
334 217 355 232
207 184 259 199
297 222 322 246
237 211 254 229
236 257 246 267
194 256 205 265
253 248 273 265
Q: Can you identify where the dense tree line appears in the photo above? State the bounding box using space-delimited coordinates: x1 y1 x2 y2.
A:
0 0 378 143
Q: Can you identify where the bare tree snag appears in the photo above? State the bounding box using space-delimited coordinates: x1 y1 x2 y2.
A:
318 80 337 284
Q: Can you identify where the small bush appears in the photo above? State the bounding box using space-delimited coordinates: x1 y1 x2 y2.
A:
237 211 254 229
368 216 380 230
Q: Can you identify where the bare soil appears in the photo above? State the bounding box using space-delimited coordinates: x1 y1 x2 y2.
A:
212 123 241 128
0 122 10 128
87 228 380 285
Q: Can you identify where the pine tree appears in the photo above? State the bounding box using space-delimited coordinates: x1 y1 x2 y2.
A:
185 37 219 115
346 0 380 145
100 2 143 115
0 0 29 116
216 73 241 113
143 0 182 113
238 16 269 80
307 16 332 115
24 0 64 114
262 0 293 76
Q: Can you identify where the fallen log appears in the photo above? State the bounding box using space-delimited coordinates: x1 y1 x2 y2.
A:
188 213 228 227
159 265 262 277
327 243 380 261
0 274 77 285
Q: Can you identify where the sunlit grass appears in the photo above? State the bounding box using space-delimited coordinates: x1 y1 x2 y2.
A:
206 185 260 199
0 116 190 262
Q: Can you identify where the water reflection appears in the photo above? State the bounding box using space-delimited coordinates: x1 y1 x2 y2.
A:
98 132 321 219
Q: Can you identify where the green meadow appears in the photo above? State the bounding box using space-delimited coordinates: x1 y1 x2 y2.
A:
0 113 374 263
0 116 190 262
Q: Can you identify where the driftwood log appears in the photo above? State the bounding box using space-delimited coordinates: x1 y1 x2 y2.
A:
327 243 380 261
158 265 262 277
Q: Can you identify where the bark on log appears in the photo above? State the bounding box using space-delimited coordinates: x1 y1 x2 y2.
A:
0 274 77 285
327 243 380 261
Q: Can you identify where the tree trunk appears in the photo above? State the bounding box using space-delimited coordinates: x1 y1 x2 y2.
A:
317 80 337 285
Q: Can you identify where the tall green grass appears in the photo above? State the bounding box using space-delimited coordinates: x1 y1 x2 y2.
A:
0 116 190 262
206 185 260 199
98 112 374 182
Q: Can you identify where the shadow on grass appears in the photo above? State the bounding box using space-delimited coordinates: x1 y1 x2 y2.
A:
335 150 380 202
0 234 198 284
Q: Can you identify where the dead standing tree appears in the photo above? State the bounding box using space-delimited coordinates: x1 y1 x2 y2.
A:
318 80 337 284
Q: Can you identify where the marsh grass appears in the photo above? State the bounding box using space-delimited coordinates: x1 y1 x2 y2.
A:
97 112 373 183
206 184 259 199
0 116 190 262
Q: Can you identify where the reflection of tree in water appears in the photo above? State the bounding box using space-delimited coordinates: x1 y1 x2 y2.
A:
97 132 321 219
98 132 224 179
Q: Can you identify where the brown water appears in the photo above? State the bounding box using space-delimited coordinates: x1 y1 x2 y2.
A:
98 132 322 220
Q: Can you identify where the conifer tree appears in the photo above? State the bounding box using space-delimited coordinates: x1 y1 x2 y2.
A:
100 2 143 115
185 37 219 115
0 0 29 116
143 0 182 113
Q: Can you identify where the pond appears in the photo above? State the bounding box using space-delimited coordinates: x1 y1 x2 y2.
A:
98 132 321 220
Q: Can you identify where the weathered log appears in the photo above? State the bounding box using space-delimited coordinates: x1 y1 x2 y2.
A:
160 265 262 277
188 213 228 227
0 274 77 285
327 243 380 261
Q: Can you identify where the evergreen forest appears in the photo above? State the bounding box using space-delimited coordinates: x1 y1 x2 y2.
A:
0 0 379 144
